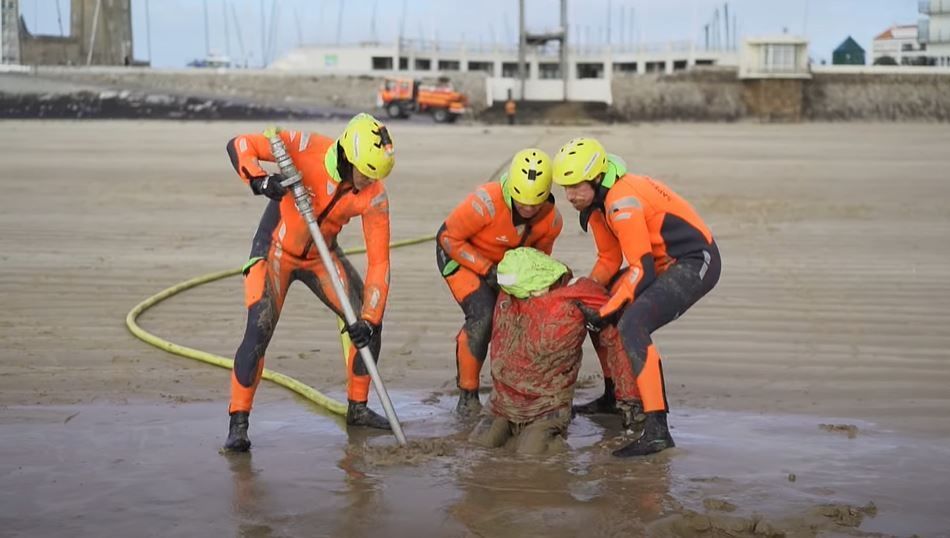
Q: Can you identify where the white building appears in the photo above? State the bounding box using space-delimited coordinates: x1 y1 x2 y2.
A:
270 39 738 105
738 36 810 79
920 0 950 66
873 25 928 65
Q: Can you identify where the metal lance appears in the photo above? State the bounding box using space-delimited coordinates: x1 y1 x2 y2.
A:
263 127 407 446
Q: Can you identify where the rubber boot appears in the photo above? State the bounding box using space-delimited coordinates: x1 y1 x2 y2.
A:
346 400 392 430
572 378 618 416
612 412 675 457
617 399 647 434
223 411 251 452
455 389 482 418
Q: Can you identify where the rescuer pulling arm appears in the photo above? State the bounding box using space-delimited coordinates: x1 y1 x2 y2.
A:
436 148 564 416
552 137 722 457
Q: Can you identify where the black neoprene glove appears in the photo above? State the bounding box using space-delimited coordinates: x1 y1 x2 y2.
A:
345 319 377 348
575 301 609 332
251 173 287 202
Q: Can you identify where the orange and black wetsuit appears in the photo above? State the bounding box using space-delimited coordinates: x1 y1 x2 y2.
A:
582 171 721 414
225 129 391 413
436 181 563 392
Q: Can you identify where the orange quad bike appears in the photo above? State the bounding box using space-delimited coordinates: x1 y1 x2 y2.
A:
377 76 468 123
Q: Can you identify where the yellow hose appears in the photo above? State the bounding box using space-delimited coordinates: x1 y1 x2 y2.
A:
125 234 436 416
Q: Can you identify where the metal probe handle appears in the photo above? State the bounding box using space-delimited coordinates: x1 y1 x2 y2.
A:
263 128 407 446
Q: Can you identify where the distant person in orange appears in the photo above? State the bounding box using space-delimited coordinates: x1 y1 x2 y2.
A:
505 98 517 125
436 149 563 415
552 137 722 457
222 113 396 452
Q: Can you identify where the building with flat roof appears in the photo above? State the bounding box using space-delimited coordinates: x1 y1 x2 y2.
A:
738 36 810 79
270 39 738 105
738 36 810 122
919 0 950 66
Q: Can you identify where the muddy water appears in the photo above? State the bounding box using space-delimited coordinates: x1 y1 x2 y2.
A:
2 392 948 537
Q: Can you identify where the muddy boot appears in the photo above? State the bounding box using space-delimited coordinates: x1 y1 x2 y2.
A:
572 378 617 416
612 412 675 457
223 411 251 452
617 399 647 434
346 400 392 430
455 389 482 418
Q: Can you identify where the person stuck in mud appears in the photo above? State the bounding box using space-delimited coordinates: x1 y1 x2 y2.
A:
551 137 722 457
222 113 396 452
468 248 642 455
436 149 563 417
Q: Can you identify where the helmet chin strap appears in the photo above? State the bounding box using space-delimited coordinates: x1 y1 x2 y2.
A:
336 143 355 185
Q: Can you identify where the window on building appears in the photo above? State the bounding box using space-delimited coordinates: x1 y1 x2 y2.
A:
613 62 637 74
673 60 688 71
467 61 494 75
502 62 528 78
539 63 562 79
438 59 460 71
415 58 431 70
919 20 930 43
761 44 796 73
575 62 603 79
695 59 715 66
372 56 393 70
399 57 408 70
645 61 664 73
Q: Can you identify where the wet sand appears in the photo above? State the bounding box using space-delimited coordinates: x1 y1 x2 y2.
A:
3 398 949 536
2 121 950 536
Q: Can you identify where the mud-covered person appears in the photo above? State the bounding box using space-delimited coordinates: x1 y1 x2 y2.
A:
436 149 563 417
468 248 640 455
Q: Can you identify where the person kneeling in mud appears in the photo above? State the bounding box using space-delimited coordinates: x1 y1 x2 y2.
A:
469 247 641 455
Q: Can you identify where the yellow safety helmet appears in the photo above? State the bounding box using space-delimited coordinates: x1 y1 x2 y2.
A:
506 148 553 206
338 113 395 180
552 137 608 186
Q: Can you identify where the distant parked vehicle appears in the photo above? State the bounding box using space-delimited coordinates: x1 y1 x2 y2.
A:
377 77 468 123
188 53 232 69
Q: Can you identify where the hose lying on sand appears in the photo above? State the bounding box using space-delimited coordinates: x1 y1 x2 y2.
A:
125 234 436 416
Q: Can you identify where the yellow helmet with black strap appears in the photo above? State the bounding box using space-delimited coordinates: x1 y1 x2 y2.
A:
337 113 395 180
552 137 608 186
501 148 553 206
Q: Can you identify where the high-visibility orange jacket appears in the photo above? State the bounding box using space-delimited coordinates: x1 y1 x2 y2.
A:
438 181 562 276
584 173 714 317
227 129 391 324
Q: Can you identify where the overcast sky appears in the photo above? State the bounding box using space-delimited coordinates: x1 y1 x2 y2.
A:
22 0 920 68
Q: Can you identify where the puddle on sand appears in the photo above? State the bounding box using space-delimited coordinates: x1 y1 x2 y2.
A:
2 391 949 537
